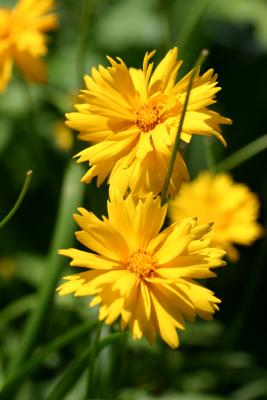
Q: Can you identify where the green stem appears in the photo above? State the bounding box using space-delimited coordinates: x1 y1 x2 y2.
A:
177 0 211 54
86 320 103 399
0 171 32 230
0 295 35 330
222 223 267 350
22 81 47 181
76 0 92 86
160 49 209 205
111 330 128 400
158 0 172 52
0 321 98 399
47 332 126 400
8 162 85 374
203 137 217 170
214 134 267 172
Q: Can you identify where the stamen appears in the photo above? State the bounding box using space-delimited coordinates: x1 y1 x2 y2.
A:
135 104 160 132
127 249 156 279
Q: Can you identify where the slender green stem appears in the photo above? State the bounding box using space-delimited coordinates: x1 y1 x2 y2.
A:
22 81 47 180
177 0 211 54
223 222 267 350
0 171 32 230
76 0 92 86
47 332 126 400
111 330 128 400
160 49 209 205
203 137 217 170
0 295 35 330
158 0 172 52
8 162 85 374
0 321 98 398
86 320 103 400
214 134 267 172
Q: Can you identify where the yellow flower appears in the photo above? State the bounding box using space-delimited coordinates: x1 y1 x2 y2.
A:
53 121 73 152
66 47 231 197
0 0 58 92
0 257 15 280
58 193 225 348
169 172 263 262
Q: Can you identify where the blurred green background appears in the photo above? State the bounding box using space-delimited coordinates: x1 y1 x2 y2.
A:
0 0 267 399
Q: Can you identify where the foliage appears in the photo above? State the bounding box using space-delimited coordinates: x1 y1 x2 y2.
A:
0 0 267 399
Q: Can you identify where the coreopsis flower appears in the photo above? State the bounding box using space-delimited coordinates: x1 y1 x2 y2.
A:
0 0 58 92
66 47 231 197
169 172 263 262
0 257 15 280
53 121 73 151
58 193 225 348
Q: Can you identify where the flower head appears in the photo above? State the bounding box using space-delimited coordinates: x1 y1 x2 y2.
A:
169 172 263 262
53 121 73 151
0 0 58 92
67 48 231 197
58 193 225 348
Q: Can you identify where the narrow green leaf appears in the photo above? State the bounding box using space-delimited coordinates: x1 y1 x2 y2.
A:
0 320 98 399
47 332 126 400
86 320 103 399
214 134 267 172
0 295 35 330
177 0 212 54
8 162 85 374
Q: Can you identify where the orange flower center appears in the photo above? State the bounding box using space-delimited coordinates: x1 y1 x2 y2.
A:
127 250 156 279
135 104 160 132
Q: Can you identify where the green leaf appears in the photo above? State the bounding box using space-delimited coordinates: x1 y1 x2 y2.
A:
232 377 267 400
214 134 267 172
0 320 98 399
209 0 267 49
95 0 162 50
179 320 223 346
118 389 226 400
13 253 45 287
8 162 85 373
0 120 12 156
0 81 31 119
0 295 35 330
47 332 126 400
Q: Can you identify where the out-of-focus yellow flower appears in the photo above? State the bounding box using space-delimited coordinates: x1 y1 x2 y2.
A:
53 121 73 152
0 257 15 280
58 193 225 348
0 0 58 92
169 172 263 262
66 48 231 197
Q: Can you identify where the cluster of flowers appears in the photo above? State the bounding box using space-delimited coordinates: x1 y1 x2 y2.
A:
1 0 261 348
57 48 262 348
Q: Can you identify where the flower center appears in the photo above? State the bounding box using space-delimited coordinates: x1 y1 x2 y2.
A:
127 250 156 279
135 104 160 132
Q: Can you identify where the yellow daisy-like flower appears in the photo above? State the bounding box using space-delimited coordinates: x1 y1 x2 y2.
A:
66 47 231 197
53 120 73 152
58 193 225 348
0 0 58 92
169 172 263 262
